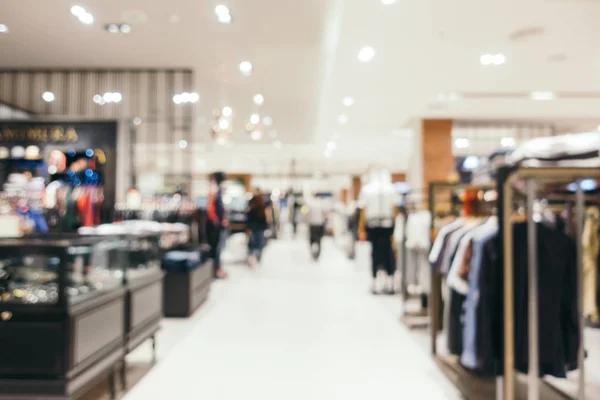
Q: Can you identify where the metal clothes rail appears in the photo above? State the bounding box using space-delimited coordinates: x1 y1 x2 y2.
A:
496 166 600 400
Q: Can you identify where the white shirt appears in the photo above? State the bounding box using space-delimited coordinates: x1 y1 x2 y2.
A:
359 181 399 228
306 196 326 225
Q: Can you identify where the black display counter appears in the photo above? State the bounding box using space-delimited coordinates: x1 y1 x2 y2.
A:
0 237 125 399
163 254 213 318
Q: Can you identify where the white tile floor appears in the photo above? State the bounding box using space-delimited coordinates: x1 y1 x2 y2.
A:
123 236 461 400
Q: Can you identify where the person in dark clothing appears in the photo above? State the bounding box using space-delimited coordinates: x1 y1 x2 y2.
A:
206 171 229 279
246 188 269 266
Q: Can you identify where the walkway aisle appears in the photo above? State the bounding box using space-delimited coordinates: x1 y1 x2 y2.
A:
124 238 460 400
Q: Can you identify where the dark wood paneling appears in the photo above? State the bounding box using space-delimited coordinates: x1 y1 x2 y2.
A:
73 298 124 366
130 281 162 329
0 322 64 376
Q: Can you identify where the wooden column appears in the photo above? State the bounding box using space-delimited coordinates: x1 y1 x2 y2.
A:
352 175 361 200
422 119 454 189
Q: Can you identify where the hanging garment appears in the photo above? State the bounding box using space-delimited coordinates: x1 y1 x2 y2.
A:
466 223 580 377
583 207 600 323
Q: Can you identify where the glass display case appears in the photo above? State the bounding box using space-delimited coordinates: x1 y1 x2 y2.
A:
0 236 125 306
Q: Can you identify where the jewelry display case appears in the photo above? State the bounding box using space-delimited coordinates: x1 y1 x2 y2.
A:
0 236 126 399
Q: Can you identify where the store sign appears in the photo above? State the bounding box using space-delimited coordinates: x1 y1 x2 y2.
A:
0 126 79 142
0 121 117 149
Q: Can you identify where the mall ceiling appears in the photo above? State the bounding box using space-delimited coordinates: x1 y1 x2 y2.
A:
1 0 600 174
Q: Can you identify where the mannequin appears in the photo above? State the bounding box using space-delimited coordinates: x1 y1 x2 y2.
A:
358 167 400 294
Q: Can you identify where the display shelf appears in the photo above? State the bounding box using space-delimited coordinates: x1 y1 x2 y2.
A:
163 255 213 318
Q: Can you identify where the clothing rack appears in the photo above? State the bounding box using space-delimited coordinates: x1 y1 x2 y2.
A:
399 190 430 328
428 182 495 355
496 166 600 400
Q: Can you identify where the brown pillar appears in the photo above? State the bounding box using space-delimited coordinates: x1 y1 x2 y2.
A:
352 176 361 200
422 119 454 189
391 173 406 183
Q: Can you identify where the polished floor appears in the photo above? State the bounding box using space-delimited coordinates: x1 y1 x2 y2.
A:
122 233 461 400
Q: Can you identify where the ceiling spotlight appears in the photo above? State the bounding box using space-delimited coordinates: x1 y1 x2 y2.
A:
107 24 119 33
530 91 556 101
120 24 131 33
381 0 397 3
239 61 253 76
217 12 232 24
173 94 182 105
358 46 376 63
253 93 264 105
133 117 143 126
263 116 273 126
42 92 55 103
215 5 230 16
178 140 188 149
222 106 233 117
250 130 262 141
0 24 9 34
70 5 86 16
454 138 470 149
501 137 516 148
189 92 200 103
338 114 348 125
480 53 506 66
250 113 260 124
78 12 94 24
93 94 104 105
218 118 230 130
343 96 355 107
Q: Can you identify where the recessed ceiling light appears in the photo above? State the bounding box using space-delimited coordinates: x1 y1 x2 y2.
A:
250 130 262 141
358 46 376 63
218 118 229 130
501 137 516 148
217 12 232 24
253 93 264 105
343 96 355 107
78 12 94 24
239 61 253 76
250 113 260 124
0 24 9 34
107 24 119 33
480 53 506 66
71 6 94 24
133 117 142 126
381 0 397 4
263 116 273 126
530 91 556 101
222 106 233 117
338 114 348 125
215 5 230 16
42 92 55 102
454 138 470 149
120 24 131 33
178 140 188 149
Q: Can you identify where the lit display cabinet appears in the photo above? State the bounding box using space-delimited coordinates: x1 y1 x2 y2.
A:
0 236 126 399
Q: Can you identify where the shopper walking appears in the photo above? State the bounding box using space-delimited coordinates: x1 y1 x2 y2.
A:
306 192 326 260
246 188 269 266
206 171 229 279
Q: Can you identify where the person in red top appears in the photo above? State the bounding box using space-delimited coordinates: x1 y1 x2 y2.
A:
206 172 229 279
